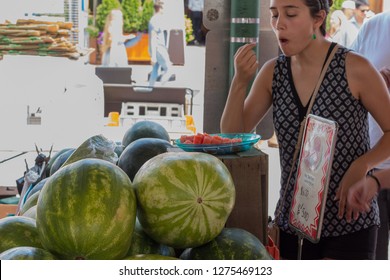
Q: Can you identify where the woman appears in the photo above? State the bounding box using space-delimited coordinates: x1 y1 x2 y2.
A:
101 9 134 67
221 0 390 259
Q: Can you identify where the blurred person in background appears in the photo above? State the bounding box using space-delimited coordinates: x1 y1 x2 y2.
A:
341 0 356 20
350 0 372 29
351 10 390 260
101 9 134 67
148 1 175 86
329 10 358 47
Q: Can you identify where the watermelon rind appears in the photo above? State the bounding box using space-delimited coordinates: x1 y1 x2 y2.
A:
46 148 74 177
36 158 137 260
0 216 43 253
180 228 273 260
19 191 40 215
126 219 176 257
22 205 37 220
25 178 48 200
124 254 179 260
0 246 57 260
122 121 170 148
133 152 236 249
62 134 118 167
49 148 75 176
118 137 173 181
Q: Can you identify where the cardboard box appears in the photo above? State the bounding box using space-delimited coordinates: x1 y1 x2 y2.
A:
217 148 269 245
0 204 18 218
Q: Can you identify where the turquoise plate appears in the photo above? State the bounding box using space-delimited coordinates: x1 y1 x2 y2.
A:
175 133 261 155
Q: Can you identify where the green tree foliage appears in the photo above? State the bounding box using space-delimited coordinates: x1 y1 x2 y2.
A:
332 0 345 11
139 0 154 32
122 0 142 33
96 0 122 31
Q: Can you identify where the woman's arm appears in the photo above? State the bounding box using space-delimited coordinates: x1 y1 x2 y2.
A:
336 52 390 222
380 66 390 89
220 43 274 133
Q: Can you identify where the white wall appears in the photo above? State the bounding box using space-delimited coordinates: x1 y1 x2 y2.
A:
0 0 63 22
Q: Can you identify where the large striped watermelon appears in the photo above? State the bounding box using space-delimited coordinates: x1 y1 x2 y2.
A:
0 246 57 260
0 216 43 253
132 152 236 249
36 158 137 260
180 228 273 260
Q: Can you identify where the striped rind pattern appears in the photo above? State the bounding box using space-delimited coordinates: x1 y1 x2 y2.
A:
0 246 57 260
36 158 137 260
181 228 273 260
133 152 236 248
0 216 43 253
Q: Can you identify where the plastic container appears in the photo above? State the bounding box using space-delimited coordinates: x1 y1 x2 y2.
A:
175 133 261 155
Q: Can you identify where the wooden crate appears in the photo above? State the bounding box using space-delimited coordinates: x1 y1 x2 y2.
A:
217 148 269 245
0 204 17 218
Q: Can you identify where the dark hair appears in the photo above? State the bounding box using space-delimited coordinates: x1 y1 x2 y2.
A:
303 0 333 36
355 0 369 9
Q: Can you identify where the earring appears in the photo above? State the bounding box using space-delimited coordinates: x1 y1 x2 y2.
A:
312 33 317 40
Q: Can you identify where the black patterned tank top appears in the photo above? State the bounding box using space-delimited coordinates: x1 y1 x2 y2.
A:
272 46 380 237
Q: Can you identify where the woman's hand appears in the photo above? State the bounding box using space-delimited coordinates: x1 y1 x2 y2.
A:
233 43 258 84
335 161 368 222
347 176 378 214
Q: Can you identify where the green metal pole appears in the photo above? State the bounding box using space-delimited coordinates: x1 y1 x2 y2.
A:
229 0 260 84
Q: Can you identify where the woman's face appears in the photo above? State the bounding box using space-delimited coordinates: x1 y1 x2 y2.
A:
270 0 317 56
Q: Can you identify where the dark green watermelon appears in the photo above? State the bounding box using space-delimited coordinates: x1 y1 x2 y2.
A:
19 191 40 216
45 148 74 177
126 219 176 257
25 178 48 200
114 141 125 158
124 254 179 260
180 228 273 260
0 246 57 260
118 138 173 181
49 148 75 176
122 121 170 148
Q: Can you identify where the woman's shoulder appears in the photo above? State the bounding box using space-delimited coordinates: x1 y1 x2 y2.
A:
345 49 375 74
258 57 279 78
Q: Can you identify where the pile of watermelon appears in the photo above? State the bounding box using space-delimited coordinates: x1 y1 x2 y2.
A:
180 133 243 145
0 121 272 260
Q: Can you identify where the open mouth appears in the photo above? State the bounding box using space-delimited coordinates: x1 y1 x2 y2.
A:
279 38 289 45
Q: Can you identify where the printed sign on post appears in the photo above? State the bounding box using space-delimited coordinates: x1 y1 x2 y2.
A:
289 114 338 243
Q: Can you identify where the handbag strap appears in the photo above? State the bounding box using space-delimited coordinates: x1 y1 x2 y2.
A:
274 44 339 223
